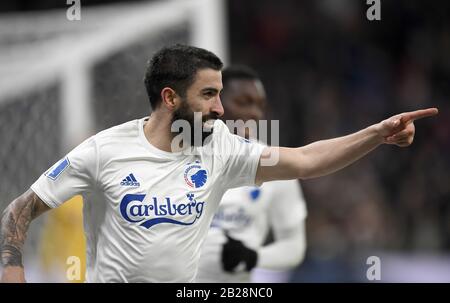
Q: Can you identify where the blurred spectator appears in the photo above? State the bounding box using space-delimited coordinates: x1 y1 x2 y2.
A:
228 0 450 281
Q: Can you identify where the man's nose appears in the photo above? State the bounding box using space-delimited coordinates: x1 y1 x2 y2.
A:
211 96 224 117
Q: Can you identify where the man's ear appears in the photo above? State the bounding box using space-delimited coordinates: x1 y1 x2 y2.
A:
160 87 179 110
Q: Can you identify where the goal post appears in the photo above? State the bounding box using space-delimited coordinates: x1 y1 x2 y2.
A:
0 0 228 281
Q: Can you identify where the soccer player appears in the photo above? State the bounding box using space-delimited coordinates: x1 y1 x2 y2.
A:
196 65 307 283
0 45 438 282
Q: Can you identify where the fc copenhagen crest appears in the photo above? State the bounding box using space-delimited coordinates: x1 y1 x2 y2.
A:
184 160 208 188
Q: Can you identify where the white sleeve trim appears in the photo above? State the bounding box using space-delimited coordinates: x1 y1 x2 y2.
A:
30 183 59 209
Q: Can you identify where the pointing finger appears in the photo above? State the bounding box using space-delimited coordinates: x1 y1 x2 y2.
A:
400 108 439 123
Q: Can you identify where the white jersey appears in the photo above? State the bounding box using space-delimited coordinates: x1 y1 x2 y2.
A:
196 180 307 283
31 118 264 282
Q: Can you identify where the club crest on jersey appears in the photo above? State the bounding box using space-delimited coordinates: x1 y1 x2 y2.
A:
119 193 205 229
184 161 208 188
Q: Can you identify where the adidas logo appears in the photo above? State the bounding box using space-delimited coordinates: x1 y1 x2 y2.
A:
120 173 140 187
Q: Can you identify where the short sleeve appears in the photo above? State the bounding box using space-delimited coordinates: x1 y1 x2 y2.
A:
212 120 265 190
30 136 98 208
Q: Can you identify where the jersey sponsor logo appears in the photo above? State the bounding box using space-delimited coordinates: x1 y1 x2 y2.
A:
184 161 208 188
45 157 70 180
120 173 140 187
119 192 205 229
211 207 252 229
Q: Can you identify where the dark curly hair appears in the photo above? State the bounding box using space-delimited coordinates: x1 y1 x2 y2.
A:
144 44 223 109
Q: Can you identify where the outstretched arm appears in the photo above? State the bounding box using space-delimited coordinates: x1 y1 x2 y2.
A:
1 189 50 283
256 108 439 183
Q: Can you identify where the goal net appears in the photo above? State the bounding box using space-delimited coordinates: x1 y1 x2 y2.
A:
0 0 228 282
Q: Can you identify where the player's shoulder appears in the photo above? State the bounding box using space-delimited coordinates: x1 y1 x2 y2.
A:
210 119 259 147
264 179 307 217
211 119 229 137
202 119 229 154
93 118 143 144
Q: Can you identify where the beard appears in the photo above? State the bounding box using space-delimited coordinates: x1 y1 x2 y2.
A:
171 98 218 147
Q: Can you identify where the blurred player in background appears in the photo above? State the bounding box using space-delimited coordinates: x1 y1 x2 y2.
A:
197 66 307 283
0 44 438 283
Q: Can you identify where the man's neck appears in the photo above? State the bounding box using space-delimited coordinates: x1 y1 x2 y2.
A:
143 110 175 153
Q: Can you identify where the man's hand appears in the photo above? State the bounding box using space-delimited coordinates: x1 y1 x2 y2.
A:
375 108 439 147
222 234 258 272
1 266 26 283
